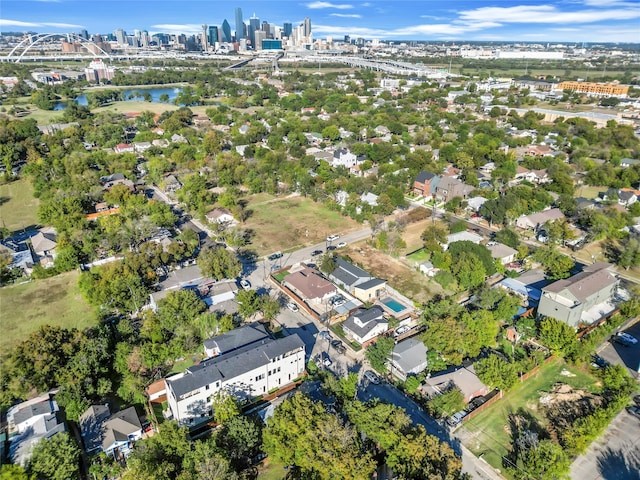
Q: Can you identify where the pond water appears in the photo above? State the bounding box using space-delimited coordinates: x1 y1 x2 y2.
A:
53 87 183 110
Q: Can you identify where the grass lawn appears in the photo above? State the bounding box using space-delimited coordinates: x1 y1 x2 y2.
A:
406 248 430 265
257 458 287 480
576 185 607 200
0 270 95 354
461 358 599 475
0 178 40 232
242 195 361 255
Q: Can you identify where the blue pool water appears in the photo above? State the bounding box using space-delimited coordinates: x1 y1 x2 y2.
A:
381 297 406 313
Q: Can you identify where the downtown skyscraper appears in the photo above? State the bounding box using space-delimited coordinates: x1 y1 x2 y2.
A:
235 7 244 40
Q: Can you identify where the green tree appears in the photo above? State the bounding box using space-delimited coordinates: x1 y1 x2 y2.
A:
345 400 411 451
198 246 241 281
212 391 240 424
509 433 570 480
538 317 577 358
28 433 80 480
427 388 465 418
216 415 263 471
365 336 395 373
451 251 486 290
0 464 29 480
475 354 518 391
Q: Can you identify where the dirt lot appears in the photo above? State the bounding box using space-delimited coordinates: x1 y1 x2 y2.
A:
400 218 448 255
341 243 445 304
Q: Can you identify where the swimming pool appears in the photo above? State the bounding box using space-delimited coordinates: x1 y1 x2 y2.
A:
381 297 406 313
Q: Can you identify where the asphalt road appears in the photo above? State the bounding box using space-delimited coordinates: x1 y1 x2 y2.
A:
596 319 640 380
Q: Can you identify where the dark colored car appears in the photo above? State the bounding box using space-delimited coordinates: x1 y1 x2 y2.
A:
326 245 337 251
268 252 283 261
331 340 346 354
311 249 323 256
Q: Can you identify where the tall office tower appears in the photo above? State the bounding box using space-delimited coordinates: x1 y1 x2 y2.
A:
249 13 260 47
221 19 232 43
235 7 244 40
79 29 89 40
254 30 266 50
283 22 292 38
303 17 312 37
344 35 350 43
140 31 150 48
114 29 126 45
201 24 209 50
208 26 219 46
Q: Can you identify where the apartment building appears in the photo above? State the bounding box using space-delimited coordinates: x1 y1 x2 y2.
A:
166 335 305 425
557 81 629 97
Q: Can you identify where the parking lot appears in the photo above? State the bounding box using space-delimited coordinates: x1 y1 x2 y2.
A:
596 319 640 379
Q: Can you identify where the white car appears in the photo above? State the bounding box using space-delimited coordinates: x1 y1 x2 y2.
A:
287 302 299 312
326 234 340 242
239 279 251 290
337 242 347 248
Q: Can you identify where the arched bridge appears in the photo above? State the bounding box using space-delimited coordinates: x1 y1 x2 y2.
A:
5 33 112 63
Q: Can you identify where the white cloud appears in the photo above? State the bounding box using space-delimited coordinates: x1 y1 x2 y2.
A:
458 4 640 25
306 2 353 9
329 13 361 18
0 18 82 28
150 24 202 34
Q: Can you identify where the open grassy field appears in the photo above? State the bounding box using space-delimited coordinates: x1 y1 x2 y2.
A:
342 244 445 305
575 185 607 200
0 270 95 354
461 358 599 474
242 195 362 255
0 178 40 232
256 458 287 480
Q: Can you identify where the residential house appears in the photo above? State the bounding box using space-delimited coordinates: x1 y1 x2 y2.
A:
166 335 305 425
515 166 551 184
442 231 483 250
100 407 143 458
134 141 152 153
7 393 67 466
420 364 489 403
331 148 364 169
78 405 111 453
152 139 170 148
163 174 182 193
419 261 438 277
0 241 34 276
360 192 379 207
434 176 474 202
486 242 518 265
526 144 555 157
413 170 437 196
101 173 135 192
329 258 377 293
283 266 338 303
353 278 387 302
600 188 638 207
205 208 237 227
466 196 488 212
389 338 428 380
342 306 388 346
537 262 618 327
203 323 269 358
171 134 188 144
31 227 57 266
620 158 640 168
114 143 135 154
515 208 565 230
497 269 546 307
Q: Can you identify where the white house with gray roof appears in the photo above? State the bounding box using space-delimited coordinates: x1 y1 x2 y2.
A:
342 306 388 345
166 335 305 426
389 338 428 380
329 258 378 292
203 323 269 358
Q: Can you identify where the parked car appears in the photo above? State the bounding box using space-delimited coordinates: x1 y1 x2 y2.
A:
287 302 299 312
627 406 640 420
326 245 337 251
337 242 347 248
590 354 609 369
311 249 323 256
318 330 333 341
331 340 346 354
268 251 283 261
239 279 251 290
447 410 468 427
329 295 345 306
612 332 638 346
363 370 380 384
394 325 411 337
321 352 332 367
326 234 340 242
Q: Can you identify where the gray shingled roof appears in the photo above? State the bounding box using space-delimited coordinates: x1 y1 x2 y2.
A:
10 399 55 426
542 262 616 303
79 405 110 452
415 171 436 183
101 407 141 451
356 278 386 290
343 307 386 339
203 323 269 355
167 335 305 398
330 258 372 288
391 338 428 373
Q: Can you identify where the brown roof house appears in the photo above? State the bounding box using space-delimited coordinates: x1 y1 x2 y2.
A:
421 364 489 403
31 227 57 267
537 262 618 327
434 176 474 203
284 266 337 303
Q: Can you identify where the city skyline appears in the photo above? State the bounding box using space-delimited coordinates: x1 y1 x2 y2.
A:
0 0 639 43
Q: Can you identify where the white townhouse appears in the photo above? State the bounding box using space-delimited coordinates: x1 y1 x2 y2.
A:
166 335 305 426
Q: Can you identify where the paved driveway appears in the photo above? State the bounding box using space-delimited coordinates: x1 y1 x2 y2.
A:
597 319 640 380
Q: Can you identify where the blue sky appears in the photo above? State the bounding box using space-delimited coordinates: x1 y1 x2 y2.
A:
1 0 639 42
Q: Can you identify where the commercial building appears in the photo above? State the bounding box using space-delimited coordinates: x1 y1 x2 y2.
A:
557 81 629 98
